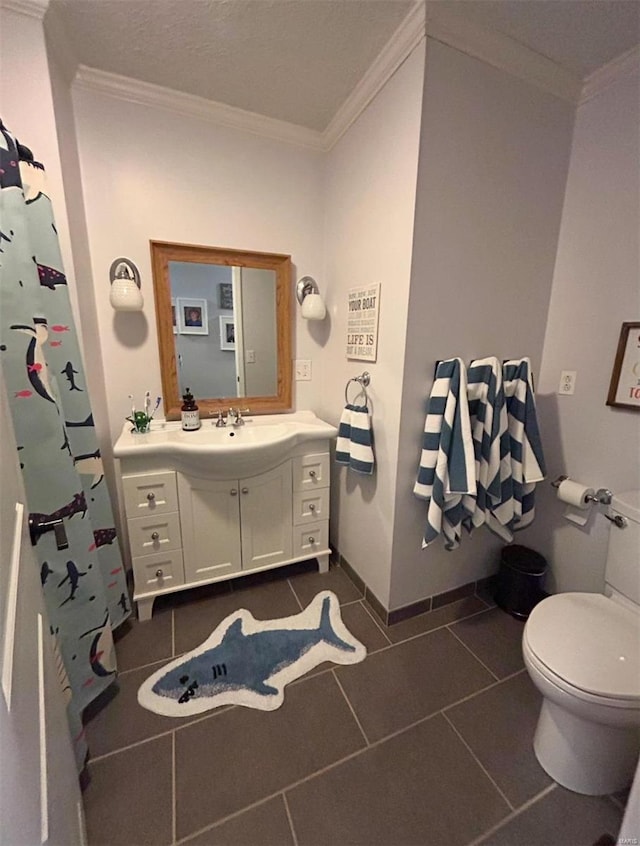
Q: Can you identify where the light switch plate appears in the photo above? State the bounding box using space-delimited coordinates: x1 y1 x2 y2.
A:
295 360 312 381
246 350 256 364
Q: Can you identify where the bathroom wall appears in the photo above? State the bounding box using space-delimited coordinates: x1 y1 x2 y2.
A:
522 64 640 594
389 38 576 610
318 43 425 606
71 86 324 442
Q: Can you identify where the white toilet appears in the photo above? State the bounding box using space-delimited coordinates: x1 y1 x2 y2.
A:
523 490 640 795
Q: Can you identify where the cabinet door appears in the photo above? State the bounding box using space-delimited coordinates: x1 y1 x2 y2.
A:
240 462 293 571
178 476 242 584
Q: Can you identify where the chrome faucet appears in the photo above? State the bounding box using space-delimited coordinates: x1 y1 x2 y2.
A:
229 408 249 427
214 410 227 427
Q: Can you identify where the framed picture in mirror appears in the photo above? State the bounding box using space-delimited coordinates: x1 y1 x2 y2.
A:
219 315 235 350
178 298 208 335
171 298 177 334
219 282 233 310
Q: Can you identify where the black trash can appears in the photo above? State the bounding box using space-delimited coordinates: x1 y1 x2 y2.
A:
494 545 547 620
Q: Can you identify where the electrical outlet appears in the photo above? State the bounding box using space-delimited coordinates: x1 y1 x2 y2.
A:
246 349 256 364
295 360 312 381
558 370 577 395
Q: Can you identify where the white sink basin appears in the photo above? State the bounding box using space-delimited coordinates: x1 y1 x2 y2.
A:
113 411 337 477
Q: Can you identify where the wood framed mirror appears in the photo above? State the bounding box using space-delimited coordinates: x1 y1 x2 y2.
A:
150 240 292 420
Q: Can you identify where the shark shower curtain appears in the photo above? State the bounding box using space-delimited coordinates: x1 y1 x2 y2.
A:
0 122 130 770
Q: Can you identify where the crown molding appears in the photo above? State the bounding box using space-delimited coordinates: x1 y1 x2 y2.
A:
580 46 640 105
72 1 629 155
424 6 583 104
73 66 324 152
0 0 48 19
322 1 426 151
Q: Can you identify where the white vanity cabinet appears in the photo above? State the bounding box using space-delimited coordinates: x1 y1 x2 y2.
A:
115 415 335 621
177 462 293 584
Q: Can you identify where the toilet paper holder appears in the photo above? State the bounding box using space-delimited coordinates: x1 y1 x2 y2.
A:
551 475 612 505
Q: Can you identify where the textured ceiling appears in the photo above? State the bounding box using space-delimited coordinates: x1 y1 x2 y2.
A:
50 0 640 132
50 0 414 131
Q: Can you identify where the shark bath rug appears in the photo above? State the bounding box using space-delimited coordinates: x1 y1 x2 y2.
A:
138 591 366 716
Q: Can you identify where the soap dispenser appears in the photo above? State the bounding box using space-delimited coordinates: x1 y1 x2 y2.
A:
181 388 200 431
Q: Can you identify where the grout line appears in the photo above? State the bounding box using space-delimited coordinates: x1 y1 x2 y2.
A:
339 597 364 609
464 782 557 846
287 578 305 611
331 668 370 746
379 605 496 651
88 729 176 764
474 592 493 609
119 656 173 678
441 668 526 714
446 624 501 682
359 599 393 645
176 794 287 845
89 703 237 764
172 731 177 845
337 604 496 659
282 792 299 846
442 712 514 812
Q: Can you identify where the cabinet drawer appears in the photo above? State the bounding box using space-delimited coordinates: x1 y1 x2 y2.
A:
132 549 185 593
122 471 178 518
292 522 328 557
293 488 329 525
293 453 330 491
127 511 181 557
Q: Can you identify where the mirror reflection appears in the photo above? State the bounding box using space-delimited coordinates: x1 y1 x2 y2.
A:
170 261 277 399
150 241 292 420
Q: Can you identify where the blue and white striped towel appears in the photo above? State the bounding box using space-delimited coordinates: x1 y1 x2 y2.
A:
414 358 476 550
336 404 375 474
462 357 513 541
503 358 546 531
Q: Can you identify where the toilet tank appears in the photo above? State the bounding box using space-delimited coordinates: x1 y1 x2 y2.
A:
605 490 640 605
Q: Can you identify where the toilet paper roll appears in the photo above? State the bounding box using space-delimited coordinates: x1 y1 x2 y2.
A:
557 479 594 526
557 479 595 509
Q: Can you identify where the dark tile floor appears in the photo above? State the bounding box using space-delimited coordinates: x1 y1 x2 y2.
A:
82 562 624 846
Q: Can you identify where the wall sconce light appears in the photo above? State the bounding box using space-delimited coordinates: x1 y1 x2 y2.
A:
109 257 143 311
296 276 326 321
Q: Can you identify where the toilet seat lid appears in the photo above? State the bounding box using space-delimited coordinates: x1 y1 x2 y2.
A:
526 593 640 700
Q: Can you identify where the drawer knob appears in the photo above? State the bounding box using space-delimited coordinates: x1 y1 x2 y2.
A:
309 470 316 478
151 531 160 540
309 503 316 511
242 487 249 494
146 492 156 501
155 569 163 578
230 488 238 496
308 536 316 544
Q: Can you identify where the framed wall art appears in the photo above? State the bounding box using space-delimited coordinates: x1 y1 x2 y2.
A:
219 282 233 310
219 315 235 350
178 298 208 335
606 321 640 410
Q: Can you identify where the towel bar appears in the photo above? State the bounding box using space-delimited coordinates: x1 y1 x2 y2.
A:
345 372 370 406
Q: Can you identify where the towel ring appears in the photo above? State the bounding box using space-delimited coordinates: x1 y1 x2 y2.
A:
345 372 370 406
